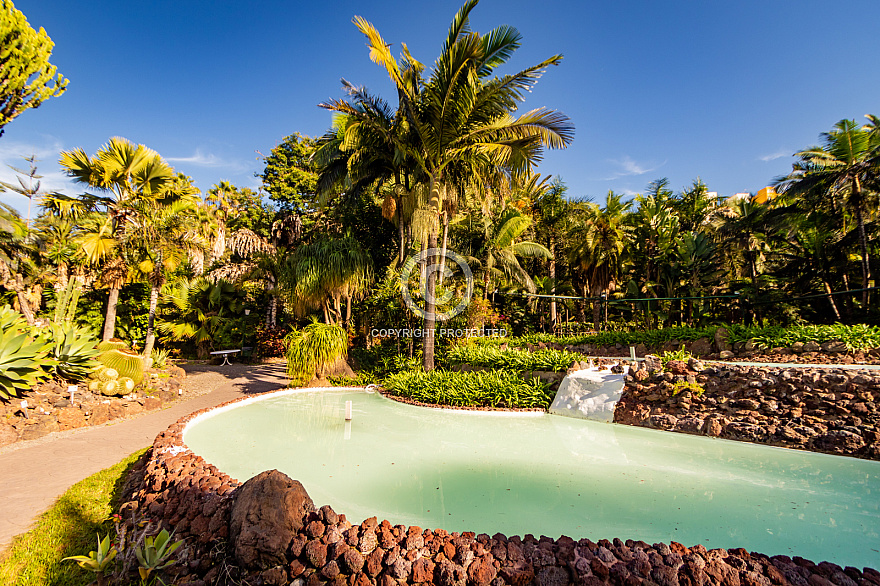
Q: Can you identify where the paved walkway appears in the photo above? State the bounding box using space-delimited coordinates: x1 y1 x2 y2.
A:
0 363 288 553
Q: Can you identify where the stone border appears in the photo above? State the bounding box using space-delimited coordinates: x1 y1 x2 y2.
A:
129 386 880 585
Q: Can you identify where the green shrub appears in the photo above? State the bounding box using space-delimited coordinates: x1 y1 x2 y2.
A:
672 381 705 396
285 319 348 383
475 326 719 351
383 369 553 409
0 306 54 401
660 346 693 369
726 323 880 352
444 345 581 371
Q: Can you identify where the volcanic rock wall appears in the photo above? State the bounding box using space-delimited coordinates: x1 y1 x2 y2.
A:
614 359 880 459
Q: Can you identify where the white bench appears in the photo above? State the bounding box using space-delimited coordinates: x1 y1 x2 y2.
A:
209 349 241 366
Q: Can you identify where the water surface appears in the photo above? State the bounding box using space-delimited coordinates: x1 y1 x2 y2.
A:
183 389 880 568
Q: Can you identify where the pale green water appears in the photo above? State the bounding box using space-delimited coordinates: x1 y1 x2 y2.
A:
183 389 880 568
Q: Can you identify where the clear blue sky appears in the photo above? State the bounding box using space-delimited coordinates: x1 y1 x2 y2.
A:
2 0 879 214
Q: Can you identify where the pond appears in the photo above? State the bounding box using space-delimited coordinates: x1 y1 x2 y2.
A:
183 389 880 569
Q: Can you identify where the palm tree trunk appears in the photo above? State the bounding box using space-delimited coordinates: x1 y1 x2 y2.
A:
102 287 120 341
549 237 557 329
422 232 439 371
823 281 841 320
852 177 871 306
398 201 406 265
143 283 160 357
438 210 450 287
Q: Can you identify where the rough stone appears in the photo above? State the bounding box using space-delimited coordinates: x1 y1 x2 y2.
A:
229 469 316 570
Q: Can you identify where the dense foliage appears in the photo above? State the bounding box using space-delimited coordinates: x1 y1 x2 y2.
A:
444 345 582 371
383 369 553 409
0 0 68 137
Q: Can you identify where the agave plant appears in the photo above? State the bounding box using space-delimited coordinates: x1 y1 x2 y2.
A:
0 306 54 400
46 323 101 381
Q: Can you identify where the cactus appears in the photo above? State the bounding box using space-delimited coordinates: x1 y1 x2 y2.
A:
88 380 100 392
98 349 144 385
97 338 128 353
118 377 135 393
100 380 120 396
96 367 119 382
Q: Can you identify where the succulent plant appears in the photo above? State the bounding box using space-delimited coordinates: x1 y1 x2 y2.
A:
118 377 135 393
98 349 144 385
0 306 54 401
46 324 101 382
101 380 120 396
96 338 128 353
96 366 119 382
88 380 100 392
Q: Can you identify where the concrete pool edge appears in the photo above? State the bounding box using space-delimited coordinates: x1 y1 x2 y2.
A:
126 386 880 584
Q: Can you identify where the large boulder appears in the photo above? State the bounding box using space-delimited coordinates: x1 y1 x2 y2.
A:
688 337 712 357
229 469 316 570
714 327 731 352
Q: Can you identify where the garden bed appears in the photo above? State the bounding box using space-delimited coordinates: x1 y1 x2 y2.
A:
119 387 880 585
0 364 187 449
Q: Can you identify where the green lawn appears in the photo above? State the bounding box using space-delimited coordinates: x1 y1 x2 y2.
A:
0 449 147 586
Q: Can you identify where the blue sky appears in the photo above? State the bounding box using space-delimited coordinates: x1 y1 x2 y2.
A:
2 0 879 215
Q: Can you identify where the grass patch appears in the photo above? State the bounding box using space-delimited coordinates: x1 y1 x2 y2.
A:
0 448 148 586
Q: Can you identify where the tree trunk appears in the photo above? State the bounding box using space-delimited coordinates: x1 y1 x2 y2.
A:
823 280 841 320
398 200 406 265
16 290 34 326
549 237 557 329
852 177 871 307
143 284 160 357
102 287 120 341
211 221 226 265
438 210 449 286
422 232 439 371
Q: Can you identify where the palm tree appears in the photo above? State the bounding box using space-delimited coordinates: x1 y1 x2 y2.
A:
474 208 551 297
157 278 245 359
0 203 41 323
568 191 631 329
713 198 773 324
530 176 569 328
130 197 207 358
344 0 574 369
775 117 879 305
205 181 240 265
59 137 174 340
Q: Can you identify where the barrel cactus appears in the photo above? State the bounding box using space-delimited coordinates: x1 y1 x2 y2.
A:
97 338 128 353
100 379 120 396
96 366 119 382
98 349 144 385
118 377 135 393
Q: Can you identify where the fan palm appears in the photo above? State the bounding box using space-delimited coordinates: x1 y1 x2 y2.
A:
157 278 244 358
59 137 174 340
130 197 208 357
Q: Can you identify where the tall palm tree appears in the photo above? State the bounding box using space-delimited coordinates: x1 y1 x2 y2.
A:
775 117 879 305
342 0 574 369
59 137 174 340
130 197 207 357
569 191 631 329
